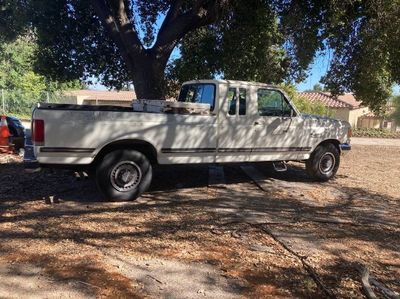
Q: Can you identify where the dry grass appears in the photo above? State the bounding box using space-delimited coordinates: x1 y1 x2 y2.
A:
0 144 399 298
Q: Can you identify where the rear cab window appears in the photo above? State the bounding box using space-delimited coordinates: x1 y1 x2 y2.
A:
178 83 216 111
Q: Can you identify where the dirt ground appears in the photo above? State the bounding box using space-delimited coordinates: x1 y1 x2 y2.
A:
0 144 399 298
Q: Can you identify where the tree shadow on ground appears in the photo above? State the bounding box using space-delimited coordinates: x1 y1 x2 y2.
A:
0 159 399 297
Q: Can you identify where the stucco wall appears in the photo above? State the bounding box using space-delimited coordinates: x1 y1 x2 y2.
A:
358 117 381 129
348 107 370 128
331 108 350 123
330 107 370 128
83 99 132 107
60 95 79 104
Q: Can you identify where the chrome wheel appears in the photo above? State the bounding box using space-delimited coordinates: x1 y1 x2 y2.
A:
110 161 142 192
318 152 335 174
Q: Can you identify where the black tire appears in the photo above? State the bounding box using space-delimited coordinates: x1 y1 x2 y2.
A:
96 149 152 201
306 143 340 181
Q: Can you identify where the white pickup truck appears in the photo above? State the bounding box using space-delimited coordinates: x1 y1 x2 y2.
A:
27 80 351 201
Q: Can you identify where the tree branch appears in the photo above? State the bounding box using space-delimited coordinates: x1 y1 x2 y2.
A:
108 0 144 58
91 0 138 71
158 0 184 33
154 0 225 49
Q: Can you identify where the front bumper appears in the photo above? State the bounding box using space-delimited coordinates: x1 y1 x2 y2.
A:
339 143 351 151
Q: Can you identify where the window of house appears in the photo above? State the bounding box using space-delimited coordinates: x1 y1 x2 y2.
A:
257 89 292 117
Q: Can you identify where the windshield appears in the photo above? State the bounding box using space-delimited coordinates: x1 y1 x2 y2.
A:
178 83 216 110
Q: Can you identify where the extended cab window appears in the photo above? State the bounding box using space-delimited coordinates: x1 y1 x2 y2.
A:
228 88 237 115
178 84 216 110
239 88 246 115
257 89 292 117
228 88 246 116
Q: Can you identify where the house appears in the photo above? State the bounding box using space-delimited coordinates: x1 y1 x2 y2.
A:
61 90 136 107
357 102 399 131
299 92 370 128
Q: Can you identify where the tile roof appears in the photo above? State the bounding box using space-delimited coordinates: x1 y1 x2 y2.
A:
298 92 362 109
65 90 136 101
359 112 381 118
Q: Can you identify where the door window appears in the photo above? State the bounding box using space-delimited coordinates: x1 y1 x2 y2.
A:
257 89 292 117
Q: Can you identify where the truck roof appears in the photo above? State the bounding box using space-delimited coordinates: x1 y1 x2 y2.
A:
182 79 280 89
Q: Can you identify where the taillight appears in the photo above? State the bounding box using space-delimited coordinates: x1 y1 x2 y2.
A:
32 119 45 145
348 127 353 138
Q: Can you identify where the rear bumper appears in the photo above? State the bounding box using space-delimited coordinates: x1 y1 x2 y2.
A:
340 143 351 151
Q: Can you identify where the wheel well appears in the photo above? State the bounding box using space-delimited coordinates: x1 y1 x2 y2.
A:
316 139 340 152
92 139 158 166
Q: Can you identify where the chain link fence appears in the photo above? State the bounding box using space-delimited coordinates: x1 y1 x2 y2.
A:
0 89 65 118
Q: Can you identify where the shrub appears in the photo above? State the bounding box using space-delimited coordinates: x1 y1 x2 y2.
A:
279 84 332 117
353 128 400 139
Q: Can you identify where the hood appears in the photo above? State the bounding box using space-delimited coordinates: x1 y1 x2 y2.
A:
301 113 351 128
301 113 335 121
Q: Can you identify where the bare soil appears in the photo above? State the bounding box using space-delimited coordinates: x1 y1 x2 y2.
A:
0 145 399 298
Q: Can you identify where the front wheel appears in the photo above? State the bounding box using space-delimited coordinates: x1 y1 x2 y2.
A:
96 149 152 201
306 143 340 181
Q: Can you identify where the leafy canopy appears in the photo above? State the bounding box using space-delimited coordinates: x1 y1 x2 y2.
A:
169 0 400 112
391 95 400 125
1 0 399 110
279 85 332 117
0 35 81 115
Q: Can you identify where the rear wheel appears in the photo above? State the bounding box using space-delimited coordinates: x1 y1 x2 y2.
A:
306 143 340 181
96 149 152 201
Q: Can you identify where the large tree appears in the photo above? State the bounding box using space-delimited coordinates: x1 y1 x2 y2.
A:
2 0 400 111
283 0 400 113
167 0 289 88
17 0 229 99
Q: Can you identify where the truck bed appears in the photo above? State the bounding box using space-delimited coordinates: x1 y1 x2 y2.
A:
38 103 135 112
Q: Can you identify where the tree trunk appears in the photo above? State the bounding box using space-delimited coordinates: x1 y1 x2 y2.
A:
131 53 167 100
91 0 223 99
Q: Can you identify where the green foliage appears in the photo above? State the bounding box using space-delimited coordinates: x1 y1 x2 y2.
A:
1 0 400 107
169 0 400 112
167 0 290 87
279 84 332 117
353 128 400 139
276 1 399 112
292 96 332 117
390 95 400 125
0 0 29 42
0 35 81 115
311 84 324 92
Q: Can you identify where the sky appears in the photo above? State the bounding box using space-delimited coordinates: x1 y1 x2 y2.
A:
297 53 331 92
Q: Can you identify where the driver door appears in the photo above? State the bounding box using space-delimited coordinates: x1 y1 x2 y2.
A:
250 88 306 160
